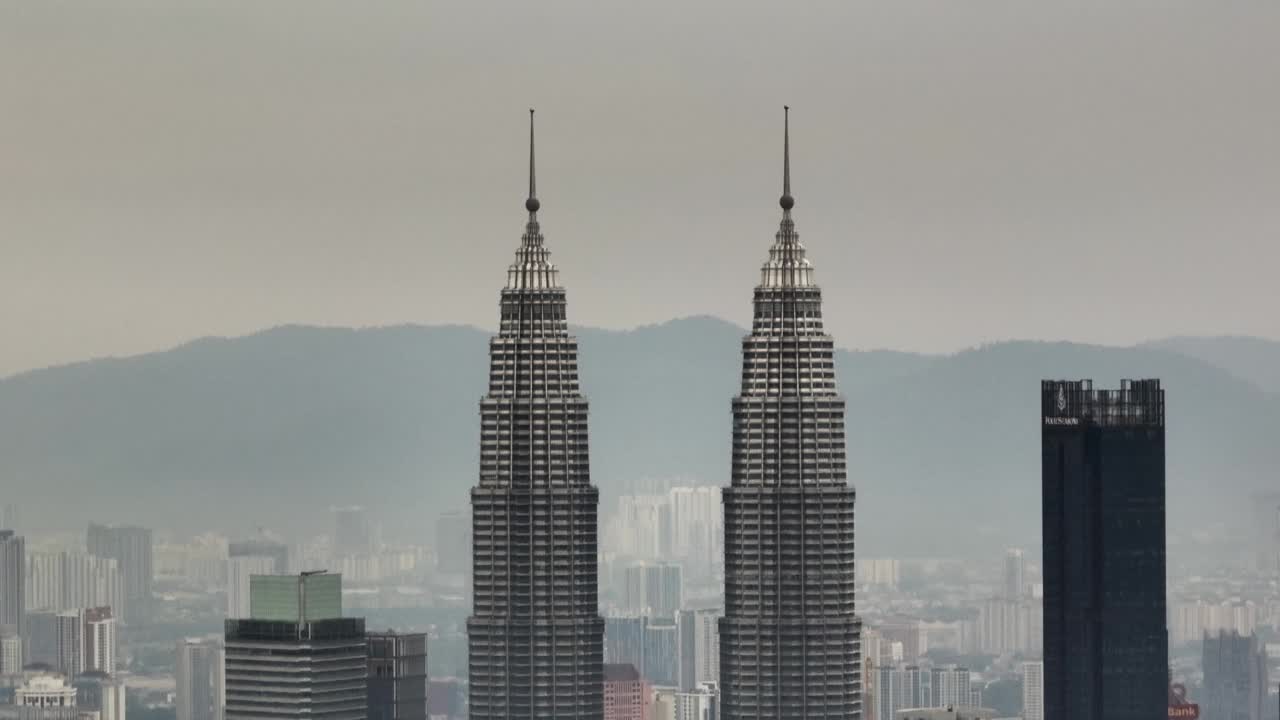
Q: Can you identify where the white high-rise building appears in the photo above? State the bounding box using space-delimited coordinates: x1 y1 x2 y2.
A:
623 562 683 618
176 638 225 720
1022 661 1044 720
225 556 275 619
610 495 670 560
930 666 972 708
667 487 721 573
26 553 124 620
858 559 901 587
49 607 116 678
673 682 718 720
974 598 1042 655
0 630 22 675
676 608 720 690
1168 599 1264 645
862 628 884 669
876 665 925 720
84 608 116 676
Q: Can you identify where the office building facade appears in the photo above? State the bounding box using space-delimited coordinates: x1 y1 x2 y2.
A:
1041 379 1167 720
874 666 925 720
602 664 650 720
929 667 972 710
1021 661 1044 720
676 608 721 691
42 608 117 678
25 553 124 622
366 632 427 720
623 563 683 619
1202 630 1267 720
75 673 127 720
1002 549 1025 600
86 525 152 625
1 531 24 639
1 629 22 675
83 608 116 676
176 638 225 720
224 573 366 720
720 108 860 719
466 112 604 720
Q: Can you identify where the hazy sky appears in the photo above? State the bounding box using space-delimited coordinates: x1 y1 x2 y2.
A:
2 1 1277 377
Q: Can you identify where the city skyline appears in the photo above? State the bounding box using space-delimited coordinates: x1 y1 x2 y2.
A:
2 3 1279 720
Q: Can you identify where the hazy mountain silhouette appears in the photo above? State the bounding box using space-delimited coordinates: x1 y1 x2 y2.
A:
1 316 1275 556
1143 336 1280 394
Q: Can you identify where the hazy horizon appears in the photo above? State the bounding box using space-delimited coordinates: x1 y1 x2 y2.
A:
4 1 1278 377
5 311 1280 381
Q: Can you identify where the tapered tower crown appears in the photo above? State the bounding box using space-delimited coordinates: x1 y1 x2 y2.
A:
506 109 559 290
760 106 815 289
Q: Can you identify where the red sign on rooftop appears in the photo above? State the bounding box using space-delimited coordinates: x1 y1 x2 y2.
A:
1169 682 1200 720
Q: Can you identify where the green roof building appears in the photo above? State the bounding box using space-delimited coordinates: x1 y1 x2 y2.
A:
226 572 365 720
249 572 343 622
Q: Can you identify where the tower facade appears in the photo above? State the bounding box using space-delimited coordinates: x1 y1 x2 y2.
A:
366 631 428 720
224 574 365 720
177 638 225 720
0 530 23 639
86 524 152 625
719 108 861 719
1202 631 1267 720
1040 379 1167 720
466 111 604 720
1003 548 1025 600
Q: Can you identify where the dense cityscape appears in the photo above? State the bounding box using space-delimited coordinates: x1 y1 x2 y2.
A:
2 104 1278 720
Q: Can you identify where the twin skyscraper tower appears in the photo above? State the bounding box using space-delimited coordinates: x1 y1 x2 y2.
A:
466 109 862 720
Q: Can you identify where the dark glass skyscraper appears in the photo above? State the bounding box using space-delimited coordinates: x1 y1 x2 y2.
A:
466 111 604 720
719 108 861 720
1040 379 1167 720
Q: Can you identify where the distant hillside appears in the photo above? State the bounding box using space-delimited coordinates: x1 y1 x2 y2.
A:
1 317 1276 556
1144 336 1280 394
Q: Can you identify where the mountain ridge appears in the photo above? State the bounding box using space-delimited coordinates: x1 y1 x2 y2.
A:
1 317 1274 556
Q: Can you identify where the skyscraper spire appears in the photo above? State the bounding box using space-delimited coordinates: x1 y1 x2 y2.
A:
508 109 556 289
781 105 794 210
469 113 603 720
760 105 813 288
720 108 860 720
526 108 540 214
